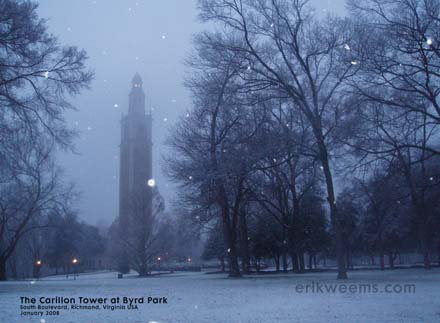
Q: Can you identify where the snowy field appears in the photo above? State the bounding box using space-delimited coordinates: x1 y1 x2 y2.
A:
1 268 439 323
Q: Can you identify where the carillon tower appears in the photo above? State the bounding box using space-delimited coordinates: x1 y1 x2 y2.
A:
119 73 153 228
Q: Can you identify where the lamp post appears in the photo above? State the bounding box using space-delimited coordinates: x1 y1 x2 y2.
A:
35 260 42 280
72 258 78 280
157 257 161 273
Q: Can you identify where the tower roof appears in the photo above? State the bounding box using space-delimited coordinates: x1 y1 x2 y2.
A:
132 73 143 88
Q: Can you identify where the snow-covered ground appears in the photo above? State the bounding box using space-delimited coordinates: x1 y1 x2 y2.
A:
1 268 439 323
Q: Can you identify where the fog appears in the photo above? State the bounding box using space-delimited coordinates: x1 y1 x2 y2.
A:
37 0 346 226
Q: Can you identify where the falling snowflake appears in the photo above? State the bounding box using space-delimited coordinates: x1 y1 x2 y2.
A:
227 248 231 253
270 23 274 27
248 237 251 240
40 319 46 323
101 50 107 55
320 166 324 170
188 175 193 180
344 44 351 50
429 177 434 181
171 99 177 103
163 118 168 122
194 305 198 310
114 104 119 108
43 71 50 79
161 35 166 39
283 240 287 244
427 38 433 46
147 179 156 187
30 280 36 285
351 61 358 65
87 126 92 131
273 158 277 162
67 27 72 32
135 56 139 61
185 113 190 118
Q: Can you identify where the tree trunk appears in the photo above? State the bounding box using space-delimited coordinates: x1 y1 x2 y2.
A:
238 208 251 274
219 184 241 278
0 257 7 281
291 253 299 272
438 241 440 267
219 256 225 272
299 253 305 273
316 134 347 279
388 252 395 269
420 233 431 270
402 165 431 270
308 253 313 270
282 249 288 272
380 252 385 271
275 256 280 272
226 239 240 277
10 255 17 280
222 213 241 277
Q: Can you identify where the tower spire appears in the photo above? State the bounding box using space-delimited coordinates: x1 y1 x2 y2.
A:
132 73 142 88
128 73 145 115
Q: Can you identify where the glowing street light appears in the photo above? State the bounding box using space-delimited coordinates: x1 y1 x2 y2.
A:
157 257 161 273
72 258 79 280
35 259 42 280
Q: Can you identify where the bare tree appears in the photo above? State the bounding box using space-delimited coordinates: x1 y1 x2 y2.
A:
165 29 275 276
348 0 440 154
348 101 439 268
0 134 76 280
244 102 321 273
0 0 92 150
117 188 164 277
196 0 359 279
0 0 91 280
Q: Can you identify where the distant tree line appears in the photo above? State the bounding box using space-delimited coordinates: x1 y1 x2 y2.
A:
166 0 440 279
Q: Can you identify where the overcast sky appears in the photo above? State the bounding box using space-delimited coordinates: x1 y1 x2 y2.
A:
37 0 346 227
